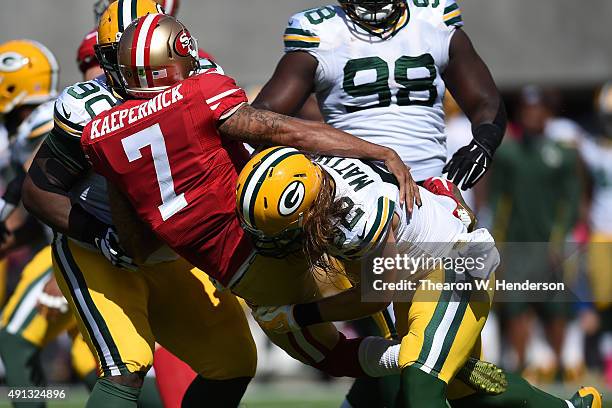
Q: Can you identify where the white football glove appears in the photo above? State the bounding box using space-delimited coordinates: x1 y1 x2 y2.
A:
252 305 300 334
95 227 137 271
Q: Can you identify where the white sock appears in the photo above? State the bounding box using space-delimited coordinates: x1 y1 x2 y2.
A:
357 336 401 377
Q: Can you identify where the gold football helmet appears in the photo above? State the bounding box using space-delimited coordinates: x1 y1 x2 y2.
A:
95 0 163 95
117 14 199 98
0 40 59 114
94 0 177 23
236 147 323 240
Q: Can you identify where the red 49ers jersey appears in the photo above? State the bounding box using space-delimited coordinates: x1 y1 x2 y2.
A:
81 72 254 285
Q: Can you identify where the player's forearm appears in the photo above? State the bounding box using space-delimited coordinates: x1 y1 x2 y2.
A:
444 29 506 151
294 288 390 326
22 174 74 234
221 104 396 162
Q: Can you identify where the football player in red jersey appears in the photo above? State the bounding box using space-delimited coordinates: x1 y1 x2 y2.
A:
81 14 420 381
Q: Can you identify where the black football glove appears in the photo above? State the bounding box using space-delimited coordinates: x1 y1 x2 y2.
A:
0 221 10 245
95 227 137 271
444 123 503 190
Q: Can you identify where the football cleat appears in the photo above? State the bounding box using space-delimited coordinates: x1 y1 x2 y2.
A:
456 357 507 395
568 387 603 408
423 176 476 231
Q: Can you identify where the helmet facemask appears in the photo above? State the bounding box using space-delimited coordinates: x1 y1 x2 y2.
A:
94 41 127 97
339 0 407 35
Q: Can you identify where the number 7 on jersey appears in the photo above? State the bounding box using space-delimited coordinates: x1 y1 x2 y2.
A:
121 124 188 221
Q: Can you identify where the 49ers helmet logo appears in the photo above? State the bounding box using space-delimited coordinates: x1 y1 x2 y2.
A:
278 181 305 216
174 29 195 57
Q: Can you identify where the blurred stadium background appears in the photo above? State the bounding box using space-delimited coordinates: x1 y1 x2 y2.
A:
1 0 612 406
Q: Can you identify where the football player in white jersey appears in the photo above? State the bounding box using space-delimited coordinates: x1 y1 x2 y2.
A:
241 147 602 408
253 0 506 190
253 2 504 405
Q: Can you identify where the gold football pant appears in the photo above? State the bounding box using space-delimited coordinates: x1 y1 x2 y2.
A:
52 235 256 379
1 246 97 377
395 268 494 393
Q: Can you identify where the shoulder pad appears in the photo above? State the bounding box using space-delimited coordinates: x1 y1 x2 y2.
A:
408 0 464 29
55 79 118 139
284 5 341 51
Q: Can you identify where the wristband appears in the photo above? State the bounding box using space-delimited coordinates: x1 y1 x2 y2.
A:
472 123 503 154
68 204 109 246
293 302 324 327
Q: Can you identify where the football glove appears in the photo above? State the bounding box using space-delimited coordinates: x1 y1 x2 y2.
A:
444 123 504 191
252 305 300 334
444 139 491 191
95 227 137 271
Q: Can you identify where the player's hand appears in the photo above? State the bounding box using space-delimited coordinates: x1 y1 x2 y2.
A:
0 221 10 245
444 139 492 191
36 277 68 322
252 305 300 334
384 151 421 213
95 227 138 271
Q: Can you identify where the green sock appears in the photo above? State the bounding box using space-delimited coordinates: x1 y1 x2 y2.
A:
137 376 163 408
396 366 447 408
449 371 566 408
0 330 45 408
86 377 140 408
181 376 251 408
82 370 98 392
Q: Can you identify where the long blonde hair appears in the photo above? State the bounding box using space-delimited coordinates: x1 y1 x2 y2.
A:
301 172 352 282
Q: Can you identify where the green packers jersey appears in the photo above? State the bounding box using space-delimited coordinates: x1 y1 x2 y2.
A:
285 0 463 181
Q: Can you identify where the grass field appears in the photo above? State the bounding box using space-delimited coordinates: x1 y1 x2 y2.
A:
0 381 608 407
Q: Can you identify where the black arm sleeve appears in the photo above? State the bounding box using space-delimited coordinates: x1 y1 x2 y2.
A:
27 131 88 197
2 169 26 206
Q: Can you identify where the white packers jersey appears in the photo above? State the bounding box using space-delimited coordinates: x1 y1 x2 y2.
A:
580 136 612 234
314 156 402 260
316 156 486 274
11 100 54 168
51 75 119 226
285 1 464 181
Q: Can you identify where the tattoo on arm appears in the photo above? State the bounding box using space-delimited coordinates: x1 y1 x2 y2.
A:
219 104 293 148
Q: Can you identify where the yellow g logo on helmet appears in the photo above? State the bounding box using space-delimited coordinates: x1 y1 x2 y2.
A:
0 40 59 114
236 147 323 238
